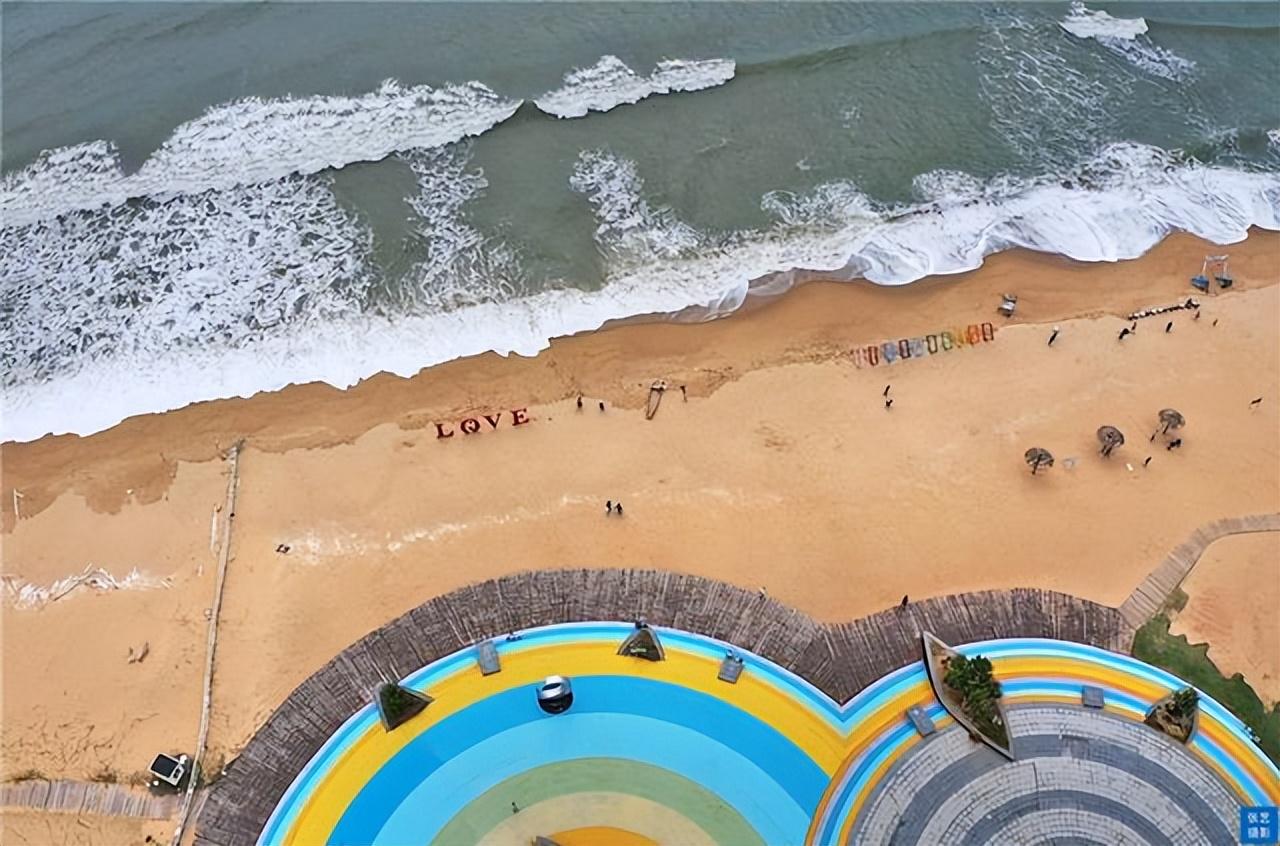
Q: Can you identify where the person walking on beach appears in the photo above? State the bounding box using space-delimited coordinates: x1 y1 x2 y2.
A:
1250 397 1263 408
511 802 520 814
598 401 605 411
1194 309 1201 320
1167 438 1182 450
1165 321 1173 333
577 394 583 410
1048 326 1060 347
606 500 613 515
1118 327 1131 341
615 502 623 516
883 384 891 397
900 594 909 608
885 397 894 410
1143 456 1152 468
680 385 687 401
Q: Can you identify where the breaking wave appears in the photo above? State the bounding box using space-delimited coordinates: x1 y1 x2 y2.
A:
534 55 735 119
0 80 523 227
3 142 1277 443
1059 2 1196 82
1059 2 1148 40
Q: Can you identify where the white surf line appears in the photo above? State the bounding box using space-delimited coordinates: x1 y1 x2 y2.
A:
3 565 173 609
171 440 242 846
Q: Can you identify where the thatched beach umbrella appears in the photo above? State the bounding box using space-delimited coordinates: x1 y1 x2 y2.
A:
1097 425 1125 457
1024 447 1054 475
1158 408 1185 434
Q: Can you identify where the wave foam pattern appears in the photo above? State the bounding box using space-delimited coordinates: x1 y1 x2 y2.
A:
534 55 735 119
396 145 533 311
1 173 373 387
980 9 1119 167
3 145 1277 442
0 80 523 227
1060 2 1195 82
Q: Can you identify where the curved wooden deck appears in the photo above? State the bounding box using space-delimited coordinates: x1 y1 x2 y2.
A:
1118 513 1280 628
191 570 1130 846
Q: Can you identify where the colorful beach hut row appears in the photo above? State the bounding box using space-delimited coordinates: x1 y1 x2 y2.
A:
852 322 996 368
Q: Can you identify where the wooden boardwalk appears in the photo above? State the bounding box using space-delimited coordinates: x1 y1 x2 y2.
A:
192 570 1129 846
1118 513 1280 629
0 780 180 819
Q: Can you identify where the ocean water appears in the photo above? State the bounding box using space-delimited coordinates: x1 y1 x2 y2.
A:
2 2 1278 442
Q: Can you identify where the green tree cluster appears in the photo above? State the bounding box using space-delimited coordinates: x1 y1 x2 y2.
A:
944 654 1008 746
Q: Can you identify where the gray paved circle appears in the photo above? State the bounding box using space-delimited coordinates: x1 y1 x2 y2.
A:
848 704 1240 845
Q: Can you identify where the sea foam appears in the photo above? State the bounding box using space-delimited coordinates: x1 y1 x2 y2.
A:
534 55 735 119
0 80 523 227
1059 2 1148 40
3 144 1276 443
1059 2 1195 82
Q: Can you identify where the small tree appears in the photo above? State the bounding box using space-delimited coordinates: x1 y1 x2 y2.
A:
943 654 1005 743
1169 687 1198 717
1144 685 1199 743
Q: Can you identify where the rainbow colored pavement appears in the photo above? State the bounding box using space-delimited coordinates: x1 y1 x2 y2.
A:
260 624 1279 845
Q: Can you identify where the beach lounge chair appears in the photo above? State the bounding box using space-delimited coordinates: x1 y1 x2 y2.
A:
1190 275 1210 292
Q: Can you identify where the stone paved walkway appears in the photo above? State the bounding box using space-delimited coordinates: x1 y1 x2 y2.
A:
848 704 1239 845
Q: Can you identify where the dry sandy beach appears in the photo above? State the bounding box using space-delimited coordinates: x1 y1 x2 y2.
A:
2 231 1278 789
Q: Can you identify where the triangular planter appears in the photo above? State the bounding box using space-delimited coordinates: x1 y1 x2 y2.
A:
1144 688 1200 745
618 624 665 661
921 632 1014 760
375 682 432 732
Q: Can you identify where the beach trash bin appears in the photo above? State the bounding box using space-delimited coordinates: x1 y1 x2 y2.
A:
536 675 573 714
1190 275 1210 292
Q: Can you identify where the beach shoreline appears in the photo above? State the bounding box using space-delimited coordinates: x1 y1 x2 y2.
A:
2 230 1277 781
4 230 1277 526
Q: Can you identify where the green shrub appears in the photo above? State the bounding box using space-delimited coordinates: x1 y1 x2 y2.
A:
377 683 428 731
1133 614 1279 764
944 654 1008 747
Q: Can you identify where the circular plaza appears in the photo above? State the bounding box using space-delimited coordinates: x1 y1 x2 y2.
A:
193 574 1279 846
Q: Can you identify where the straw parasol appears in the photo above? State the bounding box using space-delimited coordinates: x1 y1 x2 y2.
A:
1097 426 1125 457
1024 447 1054 475
1158 408 1185 434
